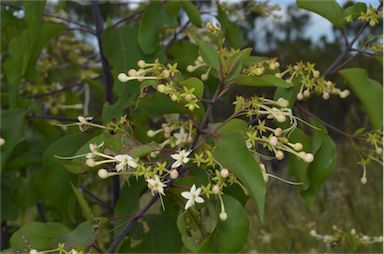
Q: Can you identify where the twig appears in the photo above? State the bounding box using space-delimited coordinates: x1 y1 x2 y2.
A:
112 10 144 27
91 0 119 214
80 185 113 212
36 202 46 222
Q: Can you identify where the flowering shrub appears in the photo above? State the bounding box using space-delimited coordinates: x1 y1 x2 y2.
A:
0 0 382 253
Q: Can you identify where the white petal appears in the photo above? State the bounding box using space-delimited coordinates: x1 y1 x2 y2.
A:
171 161 181 168
128 158 137 168
171 154 180 160
195 196 204 203
181 191 192 200
184 199 193 210
194 187 202 196
182 157 190 164
190 184 196 193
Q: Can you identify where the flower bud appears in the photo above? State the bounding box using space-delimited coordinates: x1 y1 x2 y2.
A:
269 136 279 146
85 158 96 167
313 70 320 78
128 69 137 77
147 130 156 137
117 73 129 82
275 73 282 78
369 19 376 27
170 169 179 179
269 62 276 70
137 60 146 68
171 94 178 101
322 92 330 100
275 150 284 160
351 229 356 235
0 138 5 146
292 143 303 151
274 128 282 136
220 169 229 178
310 230 317 237
326 81 333 87
245 141 253 149
274 62 280 68
255 68 264 76
187 65 194 72
277 98 289 107
201 73 208 81
157 84 166 93
360 176 367 184
275 114 286 123
297 93 304 100
376 147 383 155
339 90 350 98
162 70 170 79
197 56 204 63
184 94 194 102
219 211 228 221
304 153 314 163
212 185 221 194
29 249 38 254
188 104 195 111
98 169 109 179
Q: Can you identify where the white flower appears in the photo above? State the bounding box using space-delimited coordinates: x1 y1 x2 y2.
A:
181 184 204 210
173 127 188 146
114 154 137 171
146 175 166 196
170 149 191 168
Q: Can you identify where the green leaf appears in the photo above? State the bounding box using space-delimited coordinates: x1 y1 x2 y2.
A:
0 109 26 171
160 1 180 28
343 3 367 20
129 142 160 158
10 222 70 251
297 0 345 29
235 74 293 88
199 195 249 253
217 4 244 49
182 77 204 97
224 48 252 82
70 184 94 220
213 119 266 222
182 0 202 28
167 41 199 70
339 68 383 129
37 133 90 224
102 26 165 122
119 215 182 252
302 136 337 204
196 39 220 71
138 2 162 54
62 221 98 249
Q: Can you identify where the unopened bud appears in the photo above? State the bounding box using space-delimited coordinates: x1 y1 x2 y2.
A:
297 93 304 100
303 90 311 98
187 65 194 72
219 211 228 221
157 84 166 93
128 69 137 77
118 73 129 82
274 128 282 136
0 138 5 146
304 153 314 163
339 90 350 98
220 169 229 178
322 92 330 100
275 150 284 160
212 185 221 194
277 98 289 107
313 70 320 78
369 19 376 27
147 130 156 137
137 60 146 68
171 94 178 101
170 169 179 179
86 158 96 167
269 136 279 146
292 143 303 151
98 169 109 179
201 73 208 81
361 176 367 184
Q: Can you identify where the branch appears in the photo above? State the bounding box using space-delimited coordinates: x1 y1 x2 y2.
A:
80 185 113 213
112 10 144 27
91 0 119 214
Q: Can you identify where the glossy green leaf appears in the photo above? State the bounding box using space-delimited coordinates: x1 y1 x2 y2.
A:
138 2 161 54
182 0 202 28
235 74 293 88
71 184 94 220
343 3 367 20
339 68 383 129
199 195 249 253
62 221 98 249
182 77 204 97
160 1 180 28
0 109 26 171
10 222 70 251
119 215 182 252
225 48 252 82
297 0 345 29
213 119 266 222
217 4 244 49
196 39 220 71
167 41 199 70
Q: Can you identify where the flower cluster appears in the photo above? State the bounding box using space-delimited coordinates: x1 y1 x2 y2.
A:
29 243 81 254
357 5 383 27
242 58 280 76
310 226 383 248
275 62 350 100
187 55 211 81
205 22 221 35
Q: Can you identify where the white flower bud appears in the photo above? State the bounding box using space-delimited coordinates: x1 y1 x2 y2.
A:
339 90 350 98
157 84 166 93
171 94 178 101
197 56 204 63
187 65 194 72
255 68 264 76
269 136 279 146
275 151 284 160
187 104 195 111
85 158 96 167
274 62 280 68
277 98 289 107
97 169 109 179
360 176 367 184
147 130 156 137
369 19 376 27
275 114 286 123
310 230 317 237
351 229 356 235
184 94 194 102
292 143 303 151
269 62 276 70
297 93 304 100
220 169 229 178
201 73 208 81
303 90 311 98
29 249 38 254
376 147 383 155
170 169 179 179
275 73 282 78
117 73 129 82
0 138 5 146
313 70 320 78
245 141 253 149
326 81 333 87
162 70 170 79
274 128 282 136
304 153 314 163
322 92 330 100
212 185 221 194
128 69 137 77
219 211 228 221
137 60 146 68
